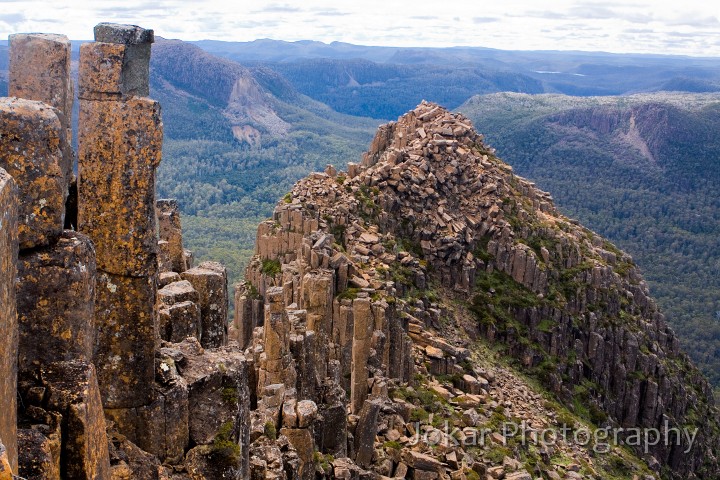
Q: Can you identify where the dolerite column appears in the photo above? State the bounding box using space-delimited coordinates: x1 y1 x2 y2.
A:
78 23 161 409
350 296 373 414
157 199 187 273
8 33 74 187
181 261 229 348
0 98 68 250
0 169 18 473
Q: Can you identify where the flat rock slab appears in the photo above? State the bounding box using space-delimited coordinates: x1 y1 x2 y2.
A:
0 97 69 250
158 280 199 306
17 231 96 374
94 23 154 45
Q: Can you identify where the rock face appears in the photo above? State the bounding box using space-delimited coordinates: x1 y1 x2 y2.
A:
0 170 18 473
94 272 157 407
17 232 96 375
3 22 239 479
78 96 162 276
0 97 69 250
8 32 74 177
40 361 112 479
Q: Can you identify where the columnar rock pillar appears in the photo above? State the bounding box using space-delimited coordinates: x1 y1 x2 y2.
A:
350 297 374 414
181 261 228 348
5 31 114 477
0 169 18 473
259 287 297 390
0 98 69 250
157 199 187 273
8 33 74 185
78 23 161 409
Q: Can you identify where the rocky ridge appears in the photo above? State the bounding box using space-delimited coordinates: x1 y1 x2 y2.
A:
234 100 719 479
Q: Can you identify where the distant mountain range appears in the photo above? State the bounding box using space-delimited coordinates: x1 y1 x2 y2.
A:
195 39 720 118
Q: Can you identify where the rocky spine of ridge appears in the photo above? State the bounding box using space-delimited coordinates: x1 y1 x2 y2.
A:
235 100 719 479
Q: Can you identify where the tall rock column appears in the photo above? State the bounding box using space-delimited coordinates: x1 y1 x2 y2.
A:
5 31 113 477
0 169 18 473
8 33 74 186
157 199 187 273
78 23 161 409
351 296 374 414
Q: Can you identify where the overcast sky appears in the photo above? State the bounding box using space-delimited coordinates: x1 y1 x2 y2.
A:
1 0 719 56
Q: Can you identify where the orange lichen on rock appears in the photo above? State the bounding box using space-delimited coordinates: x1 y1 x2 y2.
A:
17 231 96 375
8 33 74 186
78 97 162 276
94 272 157 408
41 360 111 478
0 98 69 250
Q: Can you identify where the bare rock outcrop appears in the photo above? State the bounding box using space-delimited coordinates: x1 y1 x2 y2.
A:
238 101 720 479
2 22 238 479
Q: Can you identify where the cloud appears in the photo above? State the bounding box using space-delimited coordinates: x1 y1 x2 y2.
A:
312 9 350 17
472 17 499 24
510 5 653 24
410 15 438 21
0 13 27 24
507 10 568 20
666 15 720 28
252 4 303 14
554 23 603 31
623 28 655 34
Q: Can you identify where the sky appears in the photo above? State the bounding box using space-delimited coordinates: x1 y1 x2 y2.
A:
1 0 720 57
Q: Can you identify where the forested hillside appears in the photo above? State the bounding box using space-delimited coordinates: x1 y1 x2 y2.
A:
149 39 379 284
459 92 720 387
197 39 720 119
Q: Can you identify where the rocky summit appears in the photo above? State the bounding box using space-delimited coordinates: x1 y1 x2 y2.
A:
234 100 720 479
1 22 719 480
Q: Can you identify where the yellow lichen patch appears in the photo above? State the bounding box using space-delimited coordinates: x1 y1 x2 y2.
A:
77 97 162 276
0 97 68 249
